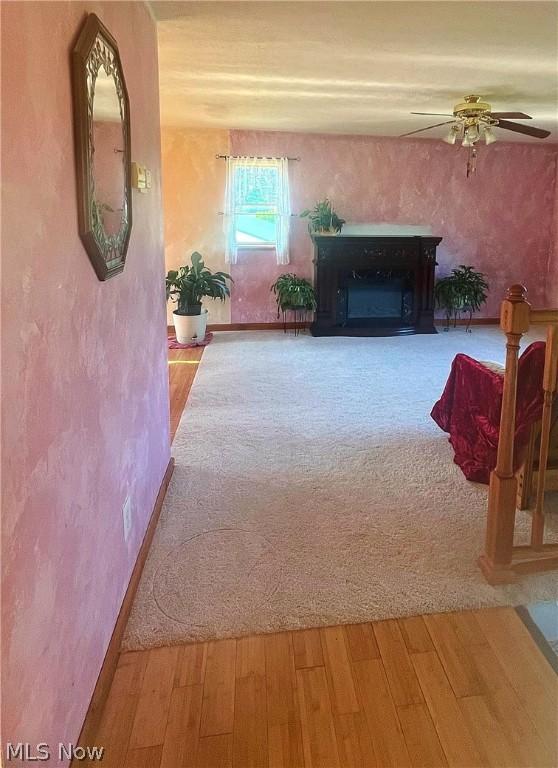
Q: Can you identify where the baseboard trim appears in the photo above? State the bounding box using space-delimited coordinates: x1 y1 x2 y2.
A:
168 321 312 334
209 321 312 331
167 319 499 335
75 456 175 752
433 317 499 326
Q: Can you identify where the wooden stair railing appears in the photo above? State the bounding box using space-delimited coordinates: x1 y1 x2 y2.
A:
516 413 558 509
478 285 558 584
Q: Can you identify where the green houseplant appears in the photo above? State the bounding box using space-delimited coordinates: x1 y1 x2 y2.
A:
434 265 489 332
166 251 232 343
300 199 346 234
270 273 317 317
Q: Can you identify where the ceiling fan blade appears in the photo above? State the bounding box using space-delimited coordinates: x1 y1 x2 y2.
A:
410 112 453 117
400 120 454 138
496 119 550 139
491 111 532 119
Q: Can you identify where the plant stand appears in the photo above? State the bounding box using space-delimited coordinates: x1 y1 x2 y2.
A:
443 309 474 333
281 306 310 337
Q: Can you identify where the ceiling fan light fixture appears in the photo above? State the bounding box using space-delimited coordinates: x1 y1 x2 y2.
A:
462 130 473 147
443 125 459 144
467 124 480 144
484 126 497 145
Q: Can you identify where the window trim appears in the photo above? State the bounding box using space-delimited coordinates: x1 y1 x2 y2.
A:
237 243 277 251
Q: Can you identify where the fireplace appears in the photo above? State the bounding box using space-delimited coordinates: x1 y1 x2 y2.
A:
337 269 414 328
311 235 442 336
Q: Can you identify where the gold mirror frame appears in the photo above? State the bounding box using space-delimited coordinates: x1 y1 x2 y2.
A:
72 14 132 281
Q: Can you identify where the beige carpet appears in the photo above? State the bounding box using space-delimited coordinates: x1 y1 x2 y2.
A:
123 329 557 650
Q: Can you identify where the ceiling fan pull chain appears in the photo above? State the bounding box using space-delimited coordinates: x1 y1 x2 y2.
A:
466 146 478 178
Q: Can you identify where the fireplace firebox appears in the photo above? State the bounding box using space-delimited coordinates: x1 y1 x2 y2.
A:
337 269 415 327
311 235 442 336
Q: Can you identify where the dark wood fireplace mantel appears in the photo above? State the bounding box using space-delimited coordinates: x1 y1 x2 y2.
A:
311 234 442 337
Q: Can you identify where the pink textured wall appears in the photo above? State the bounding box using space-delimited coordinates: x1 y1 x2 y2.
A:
1 2 169 761
550 156 558 305
229 130 558 321
161 128 231 325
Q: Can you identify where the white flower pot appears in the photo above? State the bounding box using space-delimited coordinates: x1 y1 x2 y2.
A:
173 308 208 345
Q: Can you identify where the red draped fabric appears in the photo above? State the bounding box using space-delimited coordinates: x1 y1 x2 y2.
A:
431 342 546 483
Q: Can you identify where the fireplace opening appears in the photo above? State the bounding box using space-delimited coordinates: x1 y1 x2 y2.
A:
347 278 403 319
336 270 415 327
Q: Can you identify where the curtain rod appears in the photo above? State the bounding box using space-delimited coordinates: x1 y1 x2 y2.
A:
216 154 300 161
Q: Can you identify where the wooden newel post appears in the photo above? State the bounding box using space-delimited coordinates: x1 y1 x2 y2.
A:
478 284 531 584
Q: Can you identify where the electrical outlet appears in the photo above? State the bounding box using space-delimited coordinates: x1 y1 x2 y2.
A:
122 495 132 543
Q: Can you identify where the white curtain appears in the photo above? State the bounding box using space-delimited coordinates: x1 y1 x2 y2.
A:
223 155 291 265
223 156 238 265
275 157 291 265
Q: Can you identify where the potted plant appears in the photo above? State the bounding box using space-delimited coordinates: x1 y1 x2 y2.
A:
434 265 489 332
166 252 232 344
300 199 346 234
270 273 317 317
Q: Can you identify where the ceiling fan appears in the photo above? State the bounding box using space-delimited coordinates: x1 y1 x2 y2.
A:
401 95 551 176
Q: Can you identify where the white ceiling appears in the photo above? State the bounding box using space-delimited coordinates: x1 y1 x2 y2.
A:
152 1 558 143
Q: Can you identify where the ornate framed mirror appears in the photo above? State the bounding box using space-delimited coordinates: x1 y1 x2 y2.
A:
72 14 132 281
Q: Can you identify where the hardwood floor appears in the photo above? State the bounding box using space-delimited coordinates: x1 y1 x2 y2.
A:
169 347 204 441
90 609 556 768
83 343 557 767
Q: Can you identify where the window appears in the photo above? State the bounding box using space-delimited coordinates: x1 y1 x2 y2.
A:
233 162 279 247
223 156 291 265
